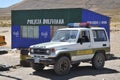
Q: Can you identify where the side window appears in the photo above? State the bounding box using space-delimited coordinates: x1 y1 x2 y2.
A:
80 30 90 42
92 30 107 42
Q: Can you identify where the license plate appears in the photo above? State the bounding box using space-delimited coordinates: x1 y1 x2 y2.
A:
34 58 39 63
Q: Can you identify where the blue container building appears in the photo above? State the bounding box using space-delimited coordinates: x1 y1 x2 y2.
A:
11 8 110 49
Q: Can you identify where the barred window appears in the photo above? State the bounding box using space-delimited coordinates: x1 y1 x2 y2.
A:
21 26 39 38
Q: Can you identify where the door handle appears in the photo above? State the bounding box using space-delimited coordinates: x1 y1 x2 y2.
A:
103 44 106 46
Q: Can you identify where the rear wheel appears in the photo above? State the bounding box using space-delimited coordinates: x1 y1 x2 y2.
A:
92 53 105 69
54 56 70 75
30 62 45 71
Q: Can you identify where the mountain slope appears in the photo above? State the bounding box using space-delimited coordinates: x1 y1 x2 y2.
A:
0 0 120 22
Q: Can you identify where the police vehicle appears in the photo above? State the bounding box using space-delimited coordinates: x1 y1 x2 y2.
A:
28 23 111 75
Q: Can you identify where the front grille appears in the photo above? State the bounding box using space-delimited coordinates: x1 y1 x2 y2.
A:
30 48 49 55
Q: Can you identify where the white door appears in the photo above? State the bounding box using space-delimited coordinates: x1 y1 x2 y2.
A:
92 29 110 49
72 30 93 61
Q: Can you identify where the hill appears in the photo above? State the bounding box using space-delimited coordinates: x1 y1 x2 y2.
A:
0 0 120 15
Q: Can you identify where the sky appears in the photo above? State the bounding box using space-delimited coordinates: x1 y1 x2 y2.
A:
0 0 23 8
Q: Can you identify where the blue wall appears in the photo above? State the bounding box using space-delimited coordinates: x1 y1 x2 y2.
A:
12 8 110 49
12 25 50 48
82 9 110 39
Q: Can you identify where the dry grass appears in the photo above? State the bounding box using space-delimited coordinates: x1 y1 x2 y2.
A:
0 16 11 27
0 20 11 27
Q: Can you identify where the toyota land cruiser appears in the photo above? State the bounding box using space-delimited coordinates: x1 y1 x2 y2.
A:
28 23 111 75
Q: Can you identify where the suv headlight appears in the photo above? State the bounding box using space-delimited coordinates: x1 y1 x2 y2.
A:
46 49 50 54
30 49 34 53
46 48 55 54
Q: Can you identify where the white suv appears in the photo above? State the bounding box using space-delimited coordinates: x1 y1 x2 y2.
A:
28 23 110 75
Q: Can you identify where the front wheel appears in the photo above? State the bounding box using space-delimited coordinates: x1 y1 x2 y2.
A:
92 53 105 69
54 57 70 75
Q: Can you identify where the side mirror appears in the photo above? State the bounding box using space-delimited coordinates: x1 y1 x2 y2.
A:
77 38 83 44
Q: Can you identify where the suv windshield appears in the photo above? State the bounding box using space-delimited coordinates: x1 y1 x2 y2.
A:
51 30 78 42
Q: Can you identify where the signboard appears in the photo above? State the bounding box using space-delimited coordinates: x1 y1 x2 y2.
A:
27 19 64 25
12 8 82 26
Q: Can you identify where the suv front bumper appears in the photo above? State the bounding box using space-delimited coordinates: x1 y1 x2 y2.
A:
27 57 55 65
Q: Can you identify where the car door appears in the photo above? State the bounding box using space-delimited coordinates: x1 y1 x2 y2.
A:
72 30 93 61
92 29 110 49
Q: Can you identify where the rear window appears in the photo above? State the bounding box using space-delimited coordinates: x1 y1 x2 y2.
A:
92 30 107 42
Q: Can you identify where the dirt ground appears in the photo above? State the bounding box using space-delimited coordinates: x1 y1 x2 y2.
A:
0 27 120 80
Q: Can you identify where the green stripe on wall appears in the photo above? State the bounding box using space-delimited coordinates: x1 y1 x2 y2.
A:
12 8 82 26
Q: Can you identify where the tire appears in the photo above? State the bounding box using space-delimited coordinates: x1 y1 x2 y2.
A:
72 62 80 68
30 62 45 71
54 56 71 75
92 53 105 69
